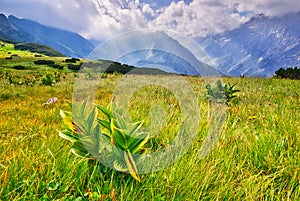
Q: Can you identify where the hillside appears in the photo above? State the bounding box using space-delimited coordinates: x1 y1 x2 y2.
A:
14 43 65 57
0 41 170 75
0 14 94 58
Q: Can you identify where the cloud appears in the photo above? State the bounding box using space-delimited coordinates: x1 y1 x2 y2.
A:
236 0 300 16
0 0 299 40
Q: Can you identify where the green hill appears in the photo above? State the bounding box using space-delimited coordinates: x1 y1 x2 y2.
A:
14 43 65 57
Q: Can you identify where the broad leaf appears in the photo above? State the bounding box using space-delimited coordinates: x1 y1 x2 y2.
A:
124 151 140 182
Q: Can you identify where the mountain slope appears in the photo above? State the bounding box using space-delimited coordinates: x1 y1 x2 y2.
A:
0 14 94 58
0 14 34 42
14 43 65 57
198 12 300 77
90 30 218 75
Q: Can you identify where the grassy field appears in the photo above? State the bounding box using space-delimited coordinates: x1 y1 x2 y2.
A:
0 41 300 200
0 58 299 200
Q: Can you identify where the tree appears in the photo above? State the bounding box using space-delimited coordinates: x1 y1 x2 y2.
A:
275 67 300 80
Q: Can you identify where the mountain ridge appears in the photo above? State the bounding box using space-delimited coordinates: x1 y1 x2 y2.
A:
0 14 94 58
89 30 218 75
0 12 299 76
197 12 300 77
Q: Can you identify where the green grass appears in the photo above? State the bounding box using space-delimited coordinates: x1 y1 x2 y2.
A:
0 40 82 72
0 64 299 200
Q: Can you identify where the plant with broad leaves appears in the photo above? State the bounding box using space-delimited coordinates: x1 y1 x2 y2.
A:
59 100 149 182
205 80 240 105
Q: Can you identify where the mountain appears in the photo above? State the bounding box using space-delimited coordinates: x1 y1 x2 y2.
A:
1 12 299 76
197 12 300 77
89 30 218 76
0 14 34 42
0 14 94 58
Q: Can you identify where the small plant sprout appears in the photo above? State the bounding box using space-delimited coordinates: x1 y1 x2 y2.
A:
59 100 150 182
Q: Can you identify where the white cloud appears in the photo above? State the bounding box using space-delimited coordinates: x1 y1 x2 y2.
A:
236 0 300 16
0 0 299 40
141 3 155 17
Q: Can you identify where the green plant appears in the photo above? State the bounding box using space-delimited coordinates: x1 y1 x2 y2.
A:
223 82 240 105
206 80 240 105
59 100 149 181
5 72 18 85
41 73 56 86
100 72 108 79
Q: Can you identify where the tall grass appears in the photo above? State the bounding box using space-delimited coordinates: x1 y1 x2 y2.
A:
0 73 299 200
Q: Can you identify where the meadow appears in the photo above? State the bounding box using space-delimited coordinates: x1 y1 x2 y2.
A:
0 42 300 200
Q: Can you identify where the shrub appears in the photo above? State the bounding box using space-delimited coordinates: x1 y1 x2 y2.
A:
104 62 134 74
0 93 12 101
41 73 55 86
48 63 64 69
67 64 82 71
34 60 55 65
65 58 81 63
13 65 25 70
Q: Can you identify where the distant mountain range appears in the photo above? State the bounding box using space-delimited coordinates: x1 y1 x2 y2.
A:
0 12 299 77
197 12 300 77
89 30 218 75
0 14 94 58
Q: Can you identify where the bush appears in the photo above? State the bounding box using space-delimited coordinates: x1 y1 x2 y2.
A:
48 63 64 69
275 67 300 80
34 60 55 65
13 65 25 70
67 64 82 71
65 58 81 63
41 73 55 86
0 93 12 101
105 63 134 74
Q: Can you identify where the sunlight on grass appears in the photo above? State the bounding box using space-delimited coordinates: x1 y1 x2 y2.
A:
0 68 299 200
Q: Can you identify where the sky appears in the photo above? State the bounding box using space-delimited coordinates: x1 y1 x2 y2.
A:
0 0 299 40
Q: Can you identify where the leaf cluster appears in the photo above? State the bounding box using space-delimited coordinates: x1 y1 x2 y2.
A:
59 100 149 181
206 80 240 105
